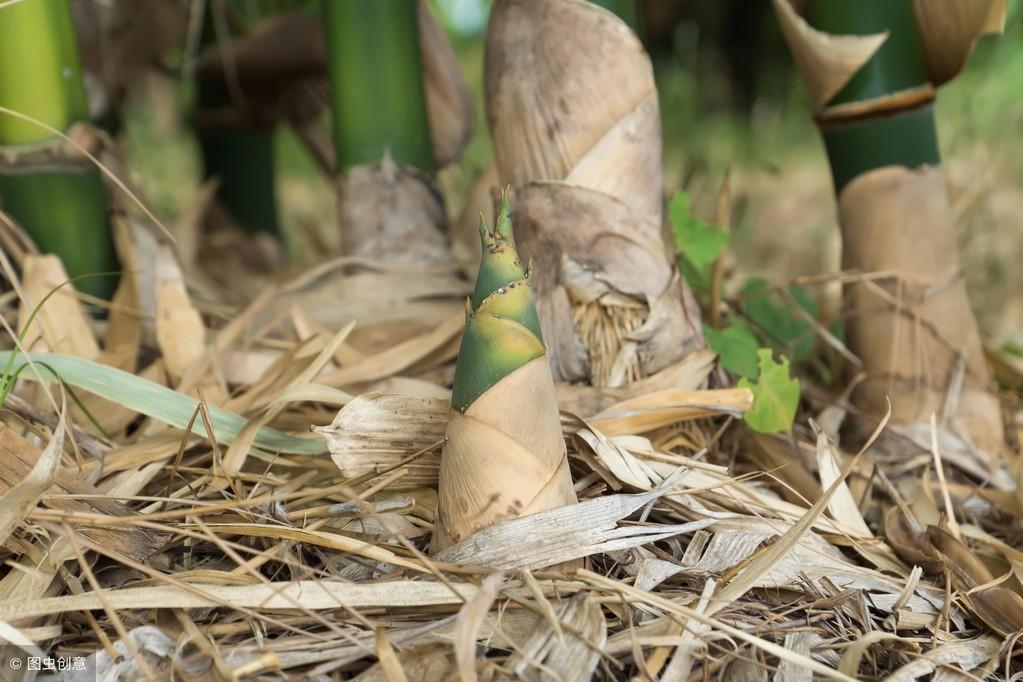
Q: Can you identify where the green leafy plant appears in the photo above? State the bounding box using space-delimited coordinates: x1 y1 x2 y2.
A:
669 190 727 294
740 277 818 363
703 319 760 378
739 350 801 434
670 189 801 432
1 352 324 454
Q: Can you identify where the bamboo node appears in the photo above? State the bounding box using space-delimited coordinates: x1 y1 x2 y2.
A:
815 84 936 126
0 122 104 175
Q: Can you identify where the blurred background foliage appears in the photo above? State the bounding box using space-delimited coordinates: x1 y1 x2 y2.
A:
120 0 1023 345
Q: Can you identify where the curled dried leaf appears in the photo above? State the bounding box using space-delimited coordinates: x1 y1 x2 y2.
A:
928 525 1023 635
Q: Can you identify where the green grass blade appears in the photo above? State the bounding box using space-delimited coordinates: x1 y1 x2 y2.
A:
0 352 325 455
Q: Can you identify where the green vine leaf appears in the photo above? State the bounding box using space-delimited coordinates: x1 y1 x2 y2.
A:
670 191 727 291
739 349 800 434
704 320 760 379
741 278 817 363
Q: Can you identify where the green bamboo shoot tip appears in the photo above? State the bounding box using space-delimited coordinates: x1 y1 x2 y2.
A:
452 197 546 413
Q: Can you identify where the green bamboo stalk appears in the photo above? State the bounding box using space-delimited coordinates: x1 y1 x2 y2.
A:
321 0 435 173
807 0 940 191
195 0 281 236
0 0 118 300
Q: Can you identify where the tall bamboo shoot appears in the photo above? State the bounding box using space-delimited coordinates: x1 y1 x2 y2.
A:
485 0 703 389
773 0 1007 461
434 197 577 549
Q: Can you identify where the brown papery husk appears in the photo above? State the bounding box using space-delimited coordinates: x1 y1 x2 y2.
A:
837 164 1005 462
513 182 704 386
486 0 659 222
485 0 703 387
336 156 452 265
770 0 887 114
913 0 1006 88
434 357 577 550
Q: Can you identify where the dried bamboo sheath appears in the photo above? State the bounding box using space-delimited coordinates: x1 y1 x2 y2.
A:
485 0 703 388
774 0 1006 457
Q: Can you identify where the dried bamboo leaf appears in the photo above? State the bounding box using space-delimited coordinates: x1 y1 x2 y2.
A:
659 578 715 681
0 428 163 562
708 459 856 613
317 311 463 387
453 571 504 682
436 467 714 570
0 579 576 620
691 517 940 616
18 255 100 359
837 630 902 677
64 626 177 682
373 628 408 682
884 506 942 574
354 647 453 682
582 570 858 681
0 619 45 658
500 592 606 682
194 523 427 574
774 631 814 682
885 635 1001 681
0 418 64 550
154 245 206 383
555 348 716 417
814 429 872 538
928 526 1023 635
573 426 663 490
263 265 468 332
589 387 753 436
